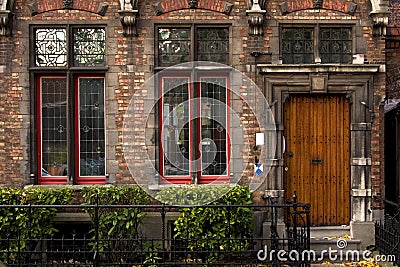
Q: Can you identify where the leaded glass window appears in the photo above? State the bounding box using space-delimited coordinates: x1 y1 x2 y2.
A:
35 29 67 67
157 26 229 67
197 28 229 64
320 28 352 64
200 77 228 176
74 28 106 67
282 28 314 64
37 75 106 184
281 26 353 64
158 28 190 67
34 25 107 184
159 74 230 184
34 27 106 67
40 77 68 177
162 77 191 176
78 77 106 177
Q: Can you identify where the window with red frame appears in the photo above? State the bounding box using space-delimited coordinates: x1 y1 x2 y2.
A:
37 75 106 185
156 25 230 184
159 74 230 184
33 26 106 184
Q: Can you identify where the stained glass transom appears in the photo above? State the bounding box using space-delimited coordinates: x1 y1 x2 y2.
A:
74 28 106 67
35 29 67 67
282 28 314 64
197 28 229 64
320 28 352 64
158 28 190 67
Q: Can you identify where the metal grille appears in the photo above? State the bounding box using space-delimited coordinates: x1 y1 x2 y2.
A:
158 28 190 67
35 29 67 67
79 77 105 177
200 77 228 176
0 200 311 267
196 28 229 64
375 200 400 266
282 28 314 64
73 28 106 67
40 77 68 177
320 28 352 64
162 77 190 176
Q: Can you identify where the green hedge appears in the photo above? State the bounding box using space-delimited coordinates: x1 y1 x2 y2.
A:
157 185 254 264
0 185 254 265
0 187 74 263
81 186 154 265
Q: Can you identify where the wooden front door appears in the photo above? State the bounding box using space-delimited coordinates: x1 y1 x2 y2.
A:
284 95 351 226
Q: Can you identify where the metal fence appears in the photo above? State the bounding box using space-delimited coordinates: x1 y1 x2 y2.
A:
375 199 400 266
0 198 310 267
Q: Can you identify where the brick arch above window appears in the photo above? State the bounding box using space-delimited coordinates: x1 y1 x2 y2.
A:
278 0 358 15
152 0 234 16
28 0 109 16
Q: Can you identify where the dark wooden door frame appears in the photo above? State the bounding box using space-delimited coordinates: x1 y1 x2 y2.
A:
258 64 379 224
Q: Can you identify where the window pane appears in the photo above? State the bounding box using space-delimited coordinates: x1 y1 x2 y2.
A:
158 28 190 67
200 77 228 176
74 28 106 67
196 28 229 64
282 28 313 64
35 29 67 67
162 77 190 176
41 77 68 176
79 77 105 176
320 28 352 64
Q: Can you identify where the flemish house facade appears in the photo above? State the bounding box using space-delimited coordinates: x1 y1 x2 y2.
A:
0 0 393 247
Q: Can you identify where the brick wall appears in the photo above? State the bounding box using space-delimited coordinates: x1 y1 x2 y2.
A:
0 0 387 211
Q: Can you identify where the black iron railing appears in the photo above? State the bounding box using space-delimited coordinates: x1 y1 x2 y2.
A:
375 199 400 266
0 198 310 267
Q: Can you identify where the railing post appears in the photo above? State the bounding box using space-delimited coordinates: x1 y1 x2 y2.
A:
28 203 32 266
271 205 279 267
292 191 298 267
161 204 166 261
227 205 231 253
94 194 99 267
17 229 21 266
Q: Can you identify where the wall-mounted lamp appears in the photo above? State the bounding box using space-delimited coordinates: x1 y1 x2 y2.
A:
360 101 375 122
250 51 271 57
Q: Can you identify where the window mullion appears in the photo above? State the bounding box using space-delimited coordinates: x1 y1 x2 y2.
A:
191 25 196 62
315 25 320 63
67 71 74 183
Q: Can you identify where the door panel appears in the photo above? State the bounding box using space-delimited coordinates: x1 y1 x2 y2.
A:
284 95 351 226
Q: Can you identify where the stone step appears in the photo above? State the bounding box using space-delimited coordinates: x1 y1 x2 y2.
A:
310 237 361 251
310 226 350 239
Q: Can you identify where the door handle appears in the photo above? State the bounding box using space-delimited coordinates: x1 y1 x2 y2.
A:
311 158 323 164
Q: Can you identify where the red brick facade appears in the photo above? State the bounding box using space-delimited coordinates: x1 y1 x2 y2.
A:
0 0 391 224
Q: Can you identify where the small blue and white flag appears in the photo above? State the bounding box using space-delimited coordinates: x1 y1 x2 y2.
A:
255 163 263 176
